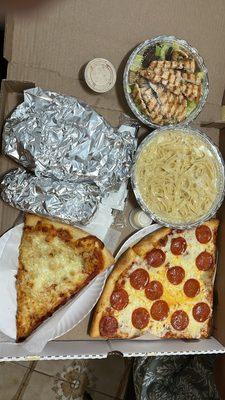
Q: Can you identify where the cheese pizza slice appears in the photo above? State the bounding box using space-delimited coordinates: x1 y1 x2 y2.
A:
90 219 218 339
16 214 114 341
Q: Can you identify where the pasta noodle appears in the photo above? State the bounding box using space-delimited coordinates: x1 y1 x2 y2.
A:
135 130 221 224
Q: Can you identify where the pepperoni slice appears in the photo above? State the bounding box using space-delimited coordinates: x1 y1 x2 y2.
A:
145 281 163 301
150 300 169 321
195 225 212 244
146 249 166 267
183 279 200 298
171 310 189 331
132 308 150 329
170 237 187 255
196 251 213 271
99 316 118 337
167 266 185 285
159 236 168 247
192 302 210 322
110 289 129 311
130 268 149 290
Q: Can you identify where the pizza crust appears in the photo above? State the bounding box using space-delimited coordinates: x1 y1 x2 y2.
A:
89 248 137 337
133 227 171 257
25 214 88 240
204 218 219 230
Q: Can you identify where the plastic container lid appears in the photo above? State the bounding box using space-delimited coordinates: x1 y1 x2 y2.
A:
129 209 153 229
84 58 116 93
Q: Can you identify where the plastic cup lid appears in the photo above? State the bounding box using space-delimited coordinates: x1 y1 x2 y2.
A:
84 58 116 93
129 209 153 229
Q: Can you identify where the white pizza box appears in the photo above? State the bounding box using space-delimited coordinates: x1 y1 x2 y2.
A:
0 81 225 361
1 0 225 360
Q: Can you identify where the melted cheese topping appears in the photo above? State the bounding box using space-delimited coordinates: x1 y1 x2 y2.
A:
17 225 97 339
109 226 215 339
21 232 86 294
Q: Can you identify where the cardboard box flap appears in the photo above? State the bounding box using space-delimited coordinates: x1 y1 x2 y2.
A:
4 0 225 108
0 80 35 235
212 91 225 347
4 16 14 63
0 79 35 124
214 127 225 346
0 340 111 361
202 122 225 129
109 337 225 356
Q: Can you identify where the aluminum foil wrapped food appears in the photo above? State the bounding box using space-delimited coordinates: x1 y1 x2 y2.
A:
1 87 138 224
1 169 100 225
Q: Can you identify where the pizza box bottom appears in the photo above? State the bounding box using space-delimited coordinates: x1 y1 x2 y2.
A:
1 81 225 361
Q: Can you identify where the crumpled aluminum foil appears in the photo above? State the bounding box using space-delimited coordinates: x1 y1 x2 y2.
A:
3 87 137 190
1 169 100 225
1 87 138 224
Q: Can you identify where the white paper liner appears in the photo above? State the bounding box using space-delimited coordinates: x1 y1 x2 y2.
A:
0 224 108 353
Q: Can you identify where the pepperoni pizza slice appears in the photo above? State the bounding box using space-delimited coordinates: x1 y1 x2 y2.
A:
90 219 219 339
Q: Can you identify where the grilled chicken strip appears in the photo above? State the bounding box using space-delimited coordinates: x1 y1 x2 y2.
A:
132 83 165 124
140 86 165 124
140 87 164 124
132 83 149 113
151 85 187 122
149 59 196 73
166 82 201 101
182 72 201 85
140 69 201 101
140 68 201 86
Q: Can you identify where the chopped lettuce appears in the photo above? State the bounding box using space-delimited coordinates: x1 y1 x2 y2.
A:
172 42 180 52
155 43 170 59
155 44 162 57
160 43 170 59
127 85 132 94
197 71 206 81
186 100 197 116
130 54 143 72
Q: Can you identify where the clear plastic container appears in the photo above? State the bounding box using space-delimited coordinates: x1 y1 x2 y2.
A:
123 35 209 128
131 127 225 229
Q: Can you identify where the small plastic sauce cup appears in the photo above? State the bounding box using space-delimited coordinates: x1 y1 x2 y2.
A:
84 58 116 93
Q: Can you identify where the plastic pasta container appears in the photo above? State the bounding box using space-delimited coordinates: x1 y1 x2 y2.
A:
131 127 225 229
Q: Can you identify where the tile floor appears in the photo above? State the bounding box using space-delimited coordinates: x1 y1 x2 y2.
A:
0 357 131 400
